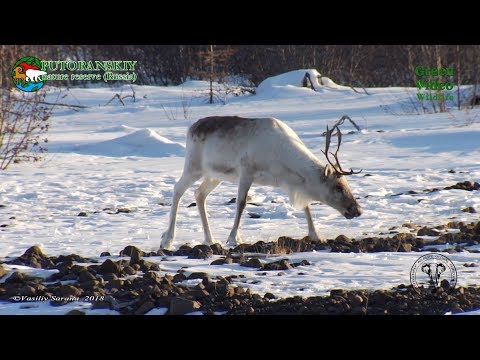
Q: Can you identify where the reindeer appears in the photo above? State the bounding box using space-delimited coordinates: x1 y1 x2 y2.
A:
160 116 362 250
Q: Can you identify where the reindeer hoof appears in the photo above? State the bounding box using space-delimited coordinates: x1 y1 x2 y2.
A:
160 232 174 250
226 235 242 248
308 233 321 241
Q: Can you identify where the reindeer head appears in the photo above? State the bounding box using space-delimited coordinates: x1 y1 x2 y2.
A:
320 124 362 219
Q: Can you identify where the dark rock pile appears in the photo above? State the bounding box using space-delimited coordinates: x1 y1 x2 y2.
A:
228 284 480 315
1 221 480 315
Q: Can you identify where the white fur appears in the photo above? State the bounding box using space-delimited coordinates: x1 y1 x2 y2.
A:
26 69 47 82
160 117 359 250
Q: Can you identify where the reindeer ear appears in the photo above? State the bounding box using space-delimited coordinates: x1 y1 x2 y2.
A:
324 164 335 178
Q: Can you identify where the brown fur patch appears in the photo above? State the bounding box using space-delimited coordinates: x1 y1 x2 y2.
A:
189 116 255 139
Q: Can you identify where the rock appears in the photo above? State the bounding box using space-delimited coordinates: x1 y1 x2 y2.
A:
210 258 228 265
70 265 86 274
335 235 351 243
209 243 227 255
92 296 117 310
444 181 480 191
291 259 312 268
188 245 213 259
56 285 83 298
330 289 347 298
102 273 118 282
19 285 37 296
22 246 46 258
440 279 451 290
78 270 96 283
417 227 440 237
65 309 86 315
123 266 137 275
137 260 160 272
191 289 210 299
432 233 454 244
5 271 38 283
0 265 6 279
143 271 162 284
187 272 209 280
398 243 413 252
79 280 101 291
464 263 478 267
394 233 416 243
462 206 477 214
330 239 352 253
228 198 236 204
264 292 276 300
105 279 124 290
248 212 261 219
234 286 245 295
473 222 480 234
97 259 122 276
134 301 156 315
116 208 131 213
168 297 201 315
119 245 144 263
348 293 364 307
450 303 463 314
77 212 88 217
232 256 246 265
173 273 186 283
8 245 55 269
187 202 196 208
55 254 91 264
241 258 264 269
100 252 111 257
174 245 193 256
263 259 292 271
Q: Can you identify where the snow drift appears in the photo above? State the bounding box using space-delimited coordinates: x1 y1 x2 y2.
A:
256 69 353 97
75 128 185 157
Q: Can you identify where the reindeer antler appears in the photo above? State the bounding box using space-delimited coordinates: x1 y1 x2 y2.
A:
321 124 362 176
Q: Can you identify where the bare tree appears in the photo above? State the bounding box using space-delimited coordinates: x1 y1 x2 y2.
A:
0 46 52 171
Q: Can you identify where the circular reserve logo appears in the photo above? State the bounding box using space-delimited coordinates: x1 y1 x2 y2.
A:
11 56 47 92
410 253 457 299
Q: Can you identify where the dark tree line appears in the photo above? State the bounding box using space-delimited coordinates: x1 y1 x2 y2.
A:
1 45 479 89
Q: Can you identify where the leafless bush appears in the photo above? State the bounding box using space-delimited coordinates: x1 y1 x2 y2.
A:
162 90 194 121
104 86 136 106
0 90 52 170
0 45 54 170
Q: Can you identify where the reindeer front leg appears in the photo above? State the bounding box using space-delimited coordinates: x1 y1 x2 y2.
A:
160 173 200 250
304 205 321 241
227 173 253 247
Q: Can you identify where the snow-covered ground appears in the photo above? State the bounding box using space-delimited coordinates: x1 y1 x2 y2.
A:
1 72 480 314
